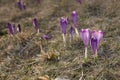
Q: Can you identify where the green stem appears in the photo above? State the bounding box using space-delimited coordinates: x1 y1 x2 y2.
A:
84 47 88 62
62 33 66 46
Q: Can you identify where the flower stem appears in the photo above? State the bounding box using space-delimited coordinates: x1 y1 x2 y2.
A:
75 28 79 38
37 29 39 34
62 33 66 46
69 34 72 43
94 50 98 61
84 47 88 62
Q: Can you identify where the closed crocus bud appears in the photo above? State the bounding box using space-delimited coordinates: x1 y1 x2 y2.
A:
90 30 103 59
60 17 68 34
7 23 14 35
72 11 79 37
80 29 90 47
33 18 39 33
72 11 77 26
80 29 90 61
60 17 68 46
17 0 22 10
17 24 21 33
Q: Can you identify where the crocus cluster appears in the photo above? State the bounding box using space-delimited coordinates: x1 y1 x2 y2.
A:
7 23 22 36
17 0 26 10
33 18 39 34
80 29 103 61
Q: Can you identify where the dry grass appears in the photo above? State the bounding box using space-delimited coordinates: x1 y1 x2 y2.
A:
0 0 120 80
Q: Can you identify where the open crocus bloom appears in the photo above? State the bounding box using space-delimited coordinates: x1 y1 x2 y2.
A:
91 30 103 58
80 29 90 47
33 18 39 33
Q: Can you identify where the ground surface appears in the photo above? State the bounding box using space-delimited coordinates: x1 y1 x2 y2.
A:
0 0 120 80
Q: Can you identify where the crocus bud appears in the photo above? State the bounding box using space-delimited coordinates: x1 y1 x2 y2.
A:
60 17 68 46
17 0 22 10
80 29 90 47
72 11 79 37
33 18 39 33
90 30 103 58
17 24 21 33
72 11 77 26
7 23 14 35
80 29 90 61
60 17 68 34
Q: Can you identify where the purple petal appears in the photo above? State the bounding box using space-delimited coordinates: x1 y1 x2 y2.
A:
72 11 77 26
97 30 103 44
60 17 68 34
80 29 90 47
7 23 14 35
33 18 39 31
92 30 103 45
90 37 98 54
41 35 52 40
17 0 22 10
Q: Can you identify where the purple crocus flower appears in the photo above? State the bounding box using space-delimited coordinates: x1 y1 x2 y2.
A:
7 23 14 35
33 18 39 33
72 11 79 37
80 29 90 47
17 0 23 10
60 17 68 46
41 34 51 40
17 24 21 33
80 29 90 61
90 30 103 58
60 17 68 34
72 11 77 26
